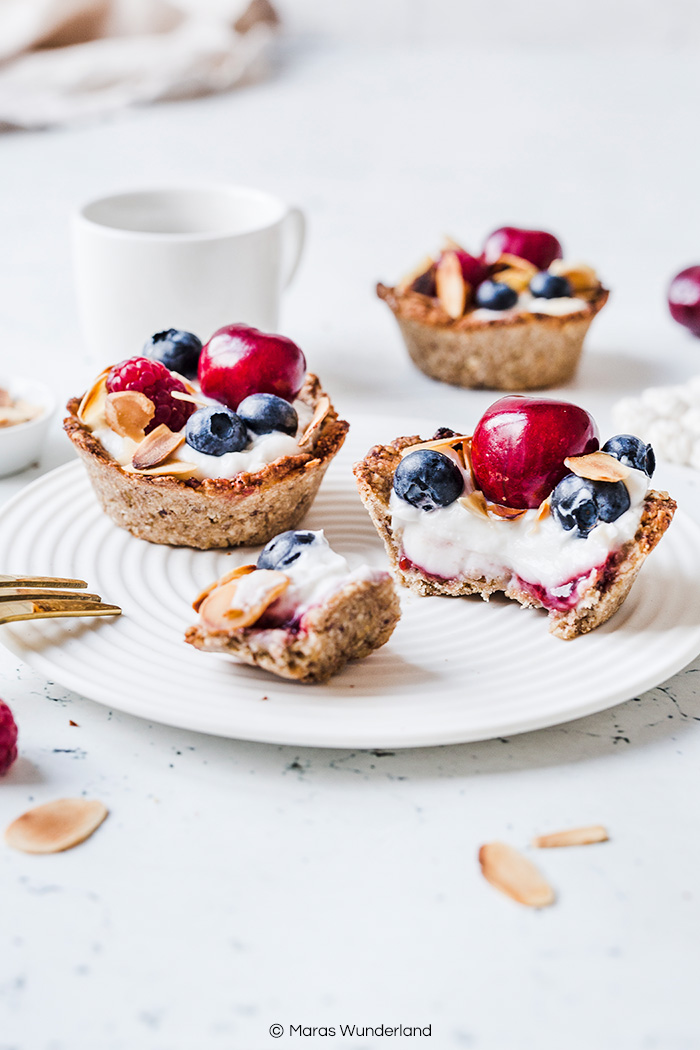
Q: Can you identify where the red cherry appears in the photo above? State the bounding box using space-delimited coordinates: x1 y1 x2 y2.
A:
471 395 599 509
668 266 700 337
199 325 307 409
441 250 489 290
482 226 563 270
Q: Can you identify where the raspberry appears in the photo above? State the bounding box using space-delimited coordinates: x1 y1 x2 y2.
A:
106 357 195 433
0 699 18 776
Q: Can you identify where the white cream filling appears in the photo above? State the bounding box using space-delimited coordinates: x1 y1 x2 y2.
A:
234 532 382 623
92 398 313 480
470 290 588 323
390 461 649 594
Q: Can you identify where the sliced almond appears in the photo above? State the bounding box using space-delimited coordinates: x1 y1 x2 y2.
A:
77 369 110 427
299 395 331 447
459 490 489 519
192 564 257 612
491 253 538 293
435 251 468 319
528 497 551 536
400 434 472 470
549 259 599 291
442 234 467 254
5 798 108 854
564 451 630 483
397 255 436 293
487 503 527 521
105 390 155 441
533 825 609 849
479 842 555 908
132 424 185 470
171 390 208 406
199 569 289 631
126 461 197 478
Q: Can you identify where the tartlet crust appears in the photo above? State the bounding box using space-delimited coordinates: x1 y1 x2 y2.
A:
354 434 676 639
64 374 349 549
377 283 609 391
185 572 401 683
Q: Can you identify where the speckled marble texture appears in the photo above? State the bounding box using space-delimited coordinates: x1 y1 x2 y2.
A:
2 37 700 1050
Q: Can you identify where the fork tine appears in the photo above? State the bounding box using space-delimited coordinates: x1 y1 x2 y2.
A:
0 590 102 603
0 575 88 589
0 599 122 625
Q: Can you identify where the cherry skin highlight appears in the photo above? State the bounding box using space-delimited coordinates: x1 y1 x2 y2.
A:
482 226 563 270
199 325 307 409
471 395 599 509
668 266 700 338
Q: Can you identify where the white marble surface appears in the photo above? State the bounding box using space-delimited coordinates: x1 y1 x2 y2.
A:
2 38 700 1050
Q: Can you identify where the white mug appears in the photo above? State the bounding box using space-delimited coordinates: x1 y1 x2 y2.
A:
72 185 306 364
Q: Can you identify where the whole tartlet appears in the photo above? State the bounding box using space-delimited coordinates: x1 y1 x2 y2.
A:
354 396 675 639
186 530 401 682
64 326 349 549
378 226 609 391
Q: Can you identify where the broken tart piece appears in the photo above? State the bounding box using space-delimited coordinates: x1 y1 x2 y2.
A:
185 530 401 682
354 395 676 639
378 225 608 390
64 324 348 549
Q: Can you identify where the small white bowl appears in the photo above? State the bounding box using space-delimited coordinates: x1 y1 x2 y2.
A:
0 376 55 478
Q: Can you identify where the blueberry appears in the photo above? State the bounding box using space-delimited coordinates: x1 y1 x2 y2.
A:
529 272 573 299
602 434 655 477
185 406 247 456
475 280 519 311
237 393 298 437
551 473 630 537
257 530 320 570
393 449 464 512
144 329 202 379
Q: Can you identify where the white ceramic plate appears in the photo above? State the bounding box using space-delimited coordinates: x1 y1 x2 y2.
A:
1 419 699 749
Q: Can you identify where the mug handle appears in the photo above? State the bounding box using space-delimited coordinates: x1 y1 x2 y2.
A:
281 206 306 288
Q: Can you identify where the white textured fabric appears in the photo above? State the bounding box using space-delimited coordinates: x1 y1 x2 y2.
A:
0 0 278 128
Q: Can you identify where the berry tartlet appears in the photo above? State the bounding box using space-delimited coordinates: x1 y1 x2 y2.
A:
185 530 401 682
64 326 349 549
377 226 609 390
354 396 675 639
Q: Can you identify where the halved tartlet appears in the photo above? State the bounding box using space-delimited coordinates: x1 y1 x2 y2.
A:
354 407 675 639
379 228 609 390
65 372 348 549
185 530 401 682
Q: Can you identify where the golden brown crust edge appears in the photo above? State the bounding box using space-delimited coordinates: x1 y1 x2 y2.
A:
64 374 349 549
353 436 676 638
184 573 401 683
377 284 610 391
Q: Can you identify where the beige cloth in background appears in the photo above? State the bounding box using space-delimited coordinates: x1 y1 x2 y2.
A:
0 0 279 128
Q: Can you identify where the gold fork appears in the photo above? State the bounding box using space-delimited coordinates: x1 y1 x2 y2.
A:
0 574 121 624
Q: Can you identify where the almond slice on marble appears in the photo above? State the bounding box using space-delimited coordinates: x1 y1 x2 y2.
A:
132 424 185 470
192 564 257 612
5 798 108 854
105 390 155 441
459 490 489 519
479 842 555 908
564 451 630 483
126 461 197 478
436 251 468 319
533 825 609 848
549 259 599 291
299 396 331 446
198 569 289 631
77 369 110 427
397 255 436 293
